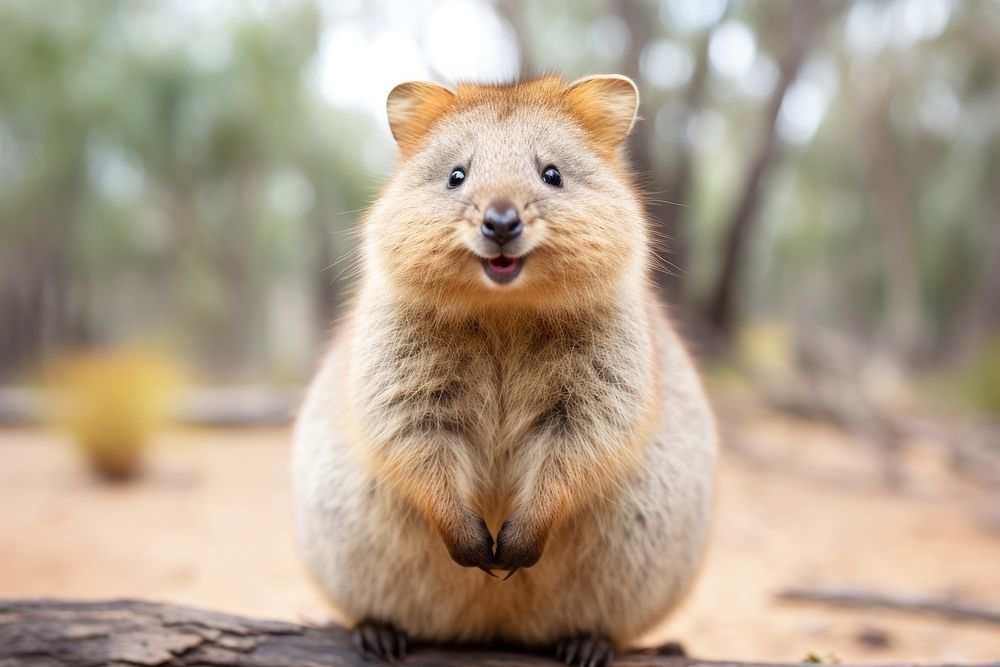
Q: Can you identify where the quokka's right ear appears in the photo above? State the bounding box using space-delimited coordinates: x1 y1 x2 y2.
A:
386 81 455 157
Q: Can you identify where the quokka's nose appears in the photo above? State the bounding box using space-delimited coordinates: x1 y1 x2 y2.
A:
481 201 523 246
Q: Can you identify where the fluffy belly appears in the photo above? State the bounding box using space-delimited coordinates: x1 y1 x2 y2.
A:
295 438 707 647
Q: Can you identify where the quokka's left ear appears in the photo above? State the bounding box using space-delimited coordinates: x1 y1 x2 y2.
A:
563 74 640 151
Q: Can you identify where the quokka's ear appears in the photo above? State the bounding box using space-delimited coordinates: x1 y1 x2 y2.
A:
386 81 455 156
563 75 640 151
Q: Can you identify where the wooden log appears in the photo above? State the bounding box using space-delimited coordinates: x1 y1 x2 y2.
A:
0 598 994 667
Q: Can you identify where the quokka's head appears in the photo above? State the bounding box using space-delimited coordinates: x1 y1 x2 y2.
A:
364 75 649 310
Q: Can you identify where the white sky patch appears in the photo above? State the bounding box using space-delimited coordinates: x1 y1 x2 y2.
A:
845 1 891 57
918 82 960 136
314 24 429 122
422 0 519 84
312 1 517 137
709 21 756 79
778 81 827 145
318 0 364 20
687 108 728 151
588 14 631 64
85 136 146 207
894 0 952 45
738 53 779 100
659 0 728 33
846 0 953 56
314 24 372 108
641 40 693 90
188 32 233 73
777 57 838 145
124 0 237 56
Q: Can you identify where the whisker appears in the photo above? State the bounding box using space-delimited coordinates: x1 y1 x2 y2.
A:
333 256 365 283
648 246 685 278
323 249 361 273
644 198 688 208
337 205 372 215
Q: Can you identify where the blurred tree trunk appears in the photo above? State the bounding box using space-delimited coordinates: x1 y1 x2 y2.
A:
616 0 716 313
617 0 652 172
703 0 828 343
0 165 85 379
657 30 713 305
953 142 1000 357
163 179 198 349
963 213 1000 345
216 168 259 378
864 106 924 362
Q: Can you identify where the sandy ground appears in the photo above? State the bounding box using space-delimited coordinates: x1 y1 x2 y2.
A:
1 415 999 663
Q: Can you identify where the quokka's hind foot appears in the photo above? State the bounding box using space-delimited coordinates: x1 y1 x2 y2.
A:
555 635 614 667
351 620 408 662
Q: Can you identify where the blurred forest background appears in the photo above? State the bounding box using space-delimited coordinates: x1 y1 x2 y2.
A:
2 0 998 404
2 1 1000 661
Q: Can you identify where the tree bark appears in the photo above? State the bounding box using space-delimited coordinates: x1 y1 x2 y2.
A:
1 598 995 667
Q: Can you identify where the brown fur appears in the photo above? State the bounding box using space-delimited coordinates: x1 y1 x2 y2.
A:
293 75 716 653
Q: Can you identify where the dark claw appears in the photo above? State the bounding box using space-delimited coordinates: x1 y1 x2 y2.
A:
578 637 596 666
493 516 545 573
378 628 397 662
555 635 613 667
362 625 381 660
502 567 520 581
478 565 499 578
565 641 580 665
352 620 408 662
352 626 370 659
587 641 612 667
396 631 407 660
561 637 580 665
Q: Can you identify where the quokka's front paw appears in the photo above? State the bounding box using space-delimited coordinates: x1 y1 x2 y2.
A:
555 635 614 667
351 619 408 662
440 511 495 574
493 513 547 579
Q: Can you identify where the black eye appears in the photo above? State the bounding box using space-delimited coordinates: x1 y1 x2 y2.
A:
542 165 562 187
448 167 466 189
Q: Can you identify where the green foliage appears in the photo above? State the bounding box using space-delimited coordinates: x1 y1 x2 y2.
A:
0 1 378 379
960 336 1000 415
1 0 998 381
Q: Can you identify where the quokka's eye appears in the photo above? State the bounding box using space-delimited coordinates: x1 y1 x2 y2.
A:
541 165 562 188
448 167 466 189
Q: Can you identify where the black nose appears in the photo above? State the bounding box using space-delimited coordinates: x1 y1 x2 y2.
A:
481 201 522 246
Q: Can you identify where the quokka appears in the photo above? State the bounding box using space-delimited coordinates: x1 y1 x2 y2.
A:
293 74 717 667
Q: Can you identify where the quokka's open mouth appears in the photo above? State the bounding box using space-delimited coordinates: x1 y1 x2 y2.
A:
482 255 524 284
